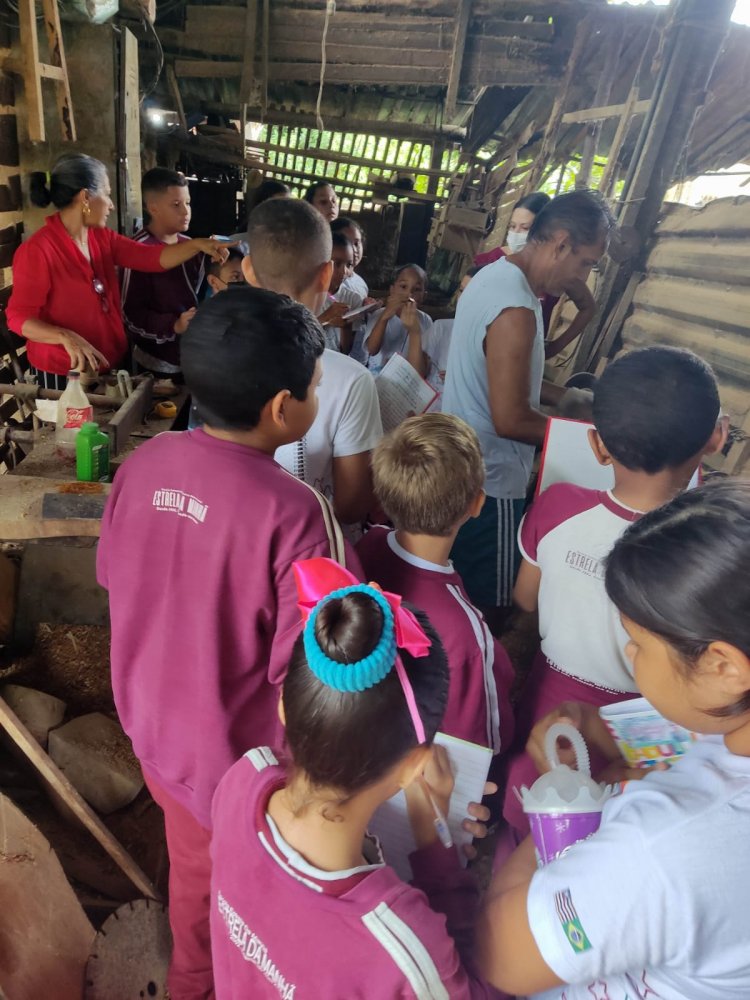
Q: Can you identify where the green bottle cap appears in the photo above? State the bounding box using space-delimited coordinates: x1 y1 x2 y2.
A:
80 422 99 434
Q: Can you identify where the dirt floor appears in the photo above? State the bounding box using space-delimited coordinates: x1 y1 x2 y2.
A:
0 624 168 922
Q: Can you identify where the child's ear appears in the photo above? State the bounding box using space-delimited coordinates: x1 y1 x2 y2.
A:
588 428 612 467
266 388 293 429
242 255 260 287
206 275 221 294
700 641 750 706
397 745 432 790
277 692 286 728
317 260 334 293
470 490 486 519
703 414 730 457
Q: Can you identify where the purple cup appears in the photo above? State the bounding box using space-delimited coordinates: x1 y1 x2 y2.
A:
526 807 603 865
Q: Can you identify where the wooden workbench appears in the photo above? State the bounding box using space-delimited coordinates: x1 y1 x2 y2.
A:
0 390 188 541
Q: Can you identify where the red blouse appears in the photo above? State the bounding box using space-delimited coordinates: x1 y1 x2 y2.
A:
7 213 165 375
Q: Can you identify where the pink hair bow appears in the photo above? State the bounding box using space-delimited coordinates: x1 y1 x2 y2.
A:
293 557 431 658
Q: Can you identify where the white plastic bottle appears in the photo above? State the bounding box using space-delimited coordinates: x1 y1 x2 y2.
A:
55 370 94 459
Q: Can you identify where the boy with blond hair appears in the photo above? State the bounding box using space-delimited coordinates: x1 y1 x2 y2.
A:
357 413 515 753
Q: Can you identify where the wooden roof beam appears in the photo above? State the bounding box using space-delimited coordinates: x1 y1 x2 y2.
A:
200 103 467 141
445 0 472 119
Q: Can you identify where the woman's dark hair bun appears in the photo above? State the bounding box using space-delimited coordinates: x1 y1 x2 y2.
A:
314 591 383 666
29 171 52 208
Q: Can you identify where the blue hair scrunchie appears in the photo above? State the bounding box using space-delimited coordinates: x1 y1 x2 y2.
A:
303 584 397 693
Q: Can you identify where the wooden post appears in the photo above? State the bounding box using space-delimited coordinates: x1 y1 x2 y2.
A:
239 0 259 105
39 0 75 141
576 31 620 189
521 14 591 195
17 0 44 142
261 0 270 119
445 0 472 119
575 0 736 372
117 27 141 235
167 64 187 133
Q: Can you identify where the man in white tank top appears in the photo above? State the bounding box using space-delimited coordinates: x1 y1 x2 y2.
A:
442 191 613 630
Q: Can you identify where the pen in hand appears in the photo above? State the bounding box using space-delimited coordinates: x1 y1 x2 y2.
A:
419 776 453 849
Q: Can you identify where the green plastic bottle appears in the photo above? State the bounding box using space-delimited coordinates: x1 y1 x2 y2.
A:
76 422 110 483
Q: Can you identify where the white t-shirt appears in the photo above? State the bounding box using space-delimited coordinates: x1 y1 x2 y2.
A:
442 257 544 499
423 318 453 413
275 349 383 511
363 308 433 374
529 736 750 999
341 271 368 299
518 483 640 694
332 285 367 363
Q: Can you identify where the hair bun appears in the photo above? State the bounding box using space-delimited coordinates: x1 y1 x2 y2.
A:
314 591 383 666
29 171 52 208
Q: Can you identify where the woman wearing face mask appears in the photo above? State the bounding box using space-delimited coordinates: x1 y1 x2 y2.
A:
476 192 596 359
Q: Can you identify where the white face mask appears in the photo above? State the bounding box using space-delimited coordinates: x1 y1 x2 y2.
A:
507 231 529 253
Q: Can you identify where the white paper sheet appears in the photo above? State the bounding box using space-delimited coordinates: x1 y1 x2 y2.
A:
538 418 699 495
375 353 438 433
367 732 492 882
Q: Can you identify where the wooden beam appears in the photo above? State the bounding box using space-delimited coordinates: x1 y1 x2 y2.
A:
445 0 472 118
166 64 187 132
204 103 467 141
261 0 269 117
576 31 620 189
561 99 651 125
17 0 45 142
521 14 591 194
239 0 259 104
40 0 76 141
0 695 160 900
238 133 455 178
599 85 643 196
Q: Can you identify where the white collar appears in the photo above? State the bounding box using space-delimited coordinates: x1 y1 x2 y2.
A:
387 530 454 575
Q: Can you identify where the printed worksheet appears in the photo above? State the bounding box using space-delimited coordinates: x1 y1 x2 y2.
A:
375 353 438 433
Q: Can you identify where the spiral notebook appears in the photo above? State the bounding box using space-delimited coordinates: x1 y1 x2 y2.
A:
375 353 439 433
367 732 492 882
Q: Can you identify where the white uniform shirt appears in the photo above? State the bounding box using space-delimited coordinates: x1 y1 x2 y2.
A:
442 257 544 500
363 308 433 375
341 271 368 299
519 483 640 694
529 736 750 999
275 348 382 510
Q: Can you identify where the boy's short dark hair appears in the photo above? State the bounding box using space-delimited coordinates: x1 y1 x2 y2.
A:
206 247 245 278
247 198 331 293
181 286 324 431
142 167 187 198
593 346 720 473
372 414 485 536
141 168 188 224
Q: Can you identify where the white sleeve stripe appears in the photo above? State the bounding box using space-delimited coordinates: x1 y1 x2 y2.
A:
446 584 501 753
244 746 278 771
362 902 449 1000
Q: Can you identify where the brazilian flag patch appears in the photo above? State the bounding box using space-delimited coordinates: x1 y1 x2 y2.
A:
554 889 592 953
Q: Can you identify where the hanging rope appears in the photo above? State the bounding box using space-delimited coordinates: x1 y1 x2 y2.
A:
315 0 336 133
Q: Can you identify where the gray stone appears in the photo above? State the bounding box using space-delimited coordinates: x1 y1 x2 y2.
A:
48 712 143 815
1 684 66 749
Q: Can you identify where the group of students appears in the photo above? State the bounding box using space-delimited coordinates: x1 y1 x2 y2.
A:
9 154 750 1000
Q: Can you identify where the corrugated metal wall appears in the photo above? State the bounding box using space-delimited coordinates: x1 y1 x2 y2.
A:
621 196 750 473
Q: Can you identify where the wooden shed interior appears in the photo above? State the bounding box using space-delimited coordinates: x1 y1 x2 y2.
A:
0 1 748 995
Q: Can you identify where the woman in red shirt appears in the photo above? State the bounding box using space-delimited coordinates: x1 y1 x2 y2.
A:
8 153 230 389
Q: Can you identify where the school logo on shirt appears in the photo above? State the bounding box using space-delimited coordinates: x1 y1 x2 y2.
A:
152 488 208 525
564 549 605 580
554 888 592 953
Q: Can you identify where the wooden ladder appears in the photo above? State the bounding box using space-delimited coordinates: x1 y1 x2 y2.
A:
16 0 76 142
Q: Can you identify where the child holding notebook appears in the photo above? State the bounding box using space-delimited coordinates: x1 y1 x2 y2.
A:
502 346 725 839
209 558 496 999
358 413 515 755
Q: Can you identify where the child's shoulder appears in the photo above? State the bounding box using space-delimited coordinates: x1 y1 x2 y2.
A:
526 482 604 529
